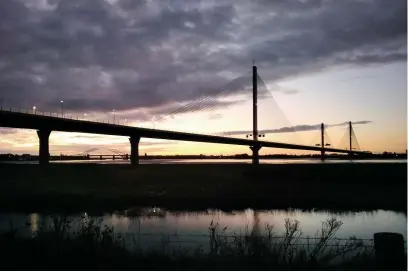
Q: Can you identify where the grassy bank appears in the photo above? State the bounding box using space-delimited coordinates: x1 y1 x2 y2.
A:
0 217 386 270
0 163 406 212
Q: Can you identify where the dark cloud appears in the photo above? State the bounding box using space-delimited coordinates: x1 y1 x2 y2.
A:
0 0 405 118
220 121 373 136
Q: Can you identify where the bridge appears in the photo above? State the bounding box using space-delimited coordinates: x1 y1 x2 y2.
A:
0 66 368 165
76 148 129 160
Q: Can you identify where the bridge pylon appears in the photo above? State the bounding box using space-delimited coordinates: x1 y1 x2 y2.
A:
321 123 325 161
251 65 261 164
349 121 353 159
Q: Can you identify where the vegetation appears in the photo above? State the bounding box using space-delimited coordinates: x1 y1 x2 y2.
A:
0 217 383 270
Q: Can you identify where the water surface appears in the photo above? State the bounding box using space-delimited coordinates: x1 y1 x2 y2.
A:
0 208 405 251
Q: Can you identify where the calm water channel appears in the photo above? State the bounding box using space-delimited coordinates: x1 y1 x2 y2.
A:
0 208 406 251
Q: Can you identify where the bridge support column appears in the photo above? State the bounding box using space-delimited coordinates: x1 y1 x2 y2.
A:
250 144 261 165
129 136 141 166
37 129 51 165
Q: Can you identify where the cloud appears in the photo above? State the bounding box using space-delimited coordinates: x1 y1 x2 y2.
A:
219 120 373 136
209 113 223 120
151 98 246 123
0 0 404 119
258 80 301 97
331 120 373 127
0 128 18 135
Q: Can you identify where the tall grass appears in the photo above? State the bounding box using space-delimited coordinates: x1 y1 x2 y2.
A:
0 217 382 270
206 218 373 270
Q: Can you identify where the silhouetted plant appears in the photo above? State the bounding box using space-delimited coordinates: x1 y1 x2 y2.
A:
0 217 386 270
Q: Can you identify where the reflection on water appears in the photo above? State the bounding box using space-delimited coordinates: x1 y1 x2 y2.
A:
30 213 39 233
0 208 406 243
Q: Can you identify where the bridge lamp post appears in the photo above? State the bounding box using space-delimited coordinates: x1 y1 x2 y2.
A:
33 106 36 114
112 109 115 123
60 100 64 118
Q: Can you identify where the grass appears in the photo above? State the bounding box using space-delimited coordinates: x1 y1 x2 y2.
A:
0 217 391 270
0 163 406 212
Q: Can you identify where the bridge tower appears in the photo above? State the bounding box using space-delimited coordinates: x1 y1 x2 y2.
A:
349 121 353 158
321 123 325 161
250 65 261 165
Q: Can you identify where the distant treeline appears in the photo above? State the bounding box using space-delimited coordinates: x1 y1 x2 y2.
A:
0 152 406 161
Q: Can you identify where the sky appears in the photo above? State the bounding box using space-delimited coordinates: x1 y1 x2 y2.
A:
0 0 406 156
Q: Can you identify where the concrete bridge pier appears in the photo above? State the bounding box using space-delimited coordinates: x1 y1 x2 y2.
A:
250 144 261 165
37 129 51 165
129 136 141 166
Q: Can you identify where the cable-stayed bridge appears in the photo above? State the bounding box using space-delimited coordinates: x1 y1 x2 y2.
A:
0 66 369 165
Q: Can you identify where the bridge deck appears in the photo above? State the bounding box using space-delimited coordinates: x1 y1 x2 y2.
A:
0 110 367 154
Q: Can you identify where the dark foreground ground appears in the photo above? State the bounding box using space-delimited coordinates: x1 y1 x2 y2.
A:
0 163 406 213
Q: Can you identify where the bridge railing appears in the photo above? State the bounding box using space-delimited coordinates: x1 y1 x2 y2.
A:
0 106 238 139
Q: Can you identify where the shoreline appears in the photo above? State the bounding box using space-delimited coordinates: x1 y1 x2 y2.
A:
1 156 407 163
0 163 406 213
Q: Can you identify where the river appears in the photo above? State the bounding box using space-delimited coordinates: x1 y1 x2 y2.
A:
4 158 407 164
0 208 406 251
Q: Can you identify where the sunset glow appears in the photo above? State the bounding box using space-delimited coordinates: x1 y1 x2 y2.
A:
0 0 406 156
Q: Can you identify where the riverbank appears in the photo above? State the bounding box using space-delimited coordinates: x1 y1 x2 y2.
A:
0 163 406 213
